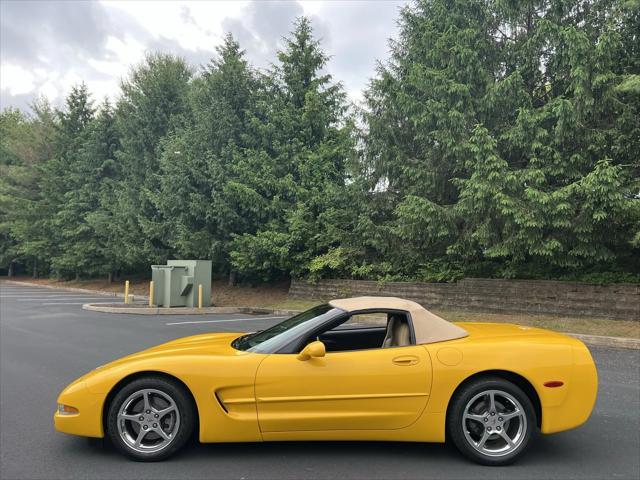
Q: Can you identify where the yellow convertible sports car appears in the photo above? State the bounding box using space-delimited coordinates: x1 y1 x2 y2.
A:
54 297 597 465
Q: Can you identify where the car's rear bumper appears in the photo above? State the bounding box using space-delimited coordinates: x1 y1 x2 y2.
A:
541 343 598 434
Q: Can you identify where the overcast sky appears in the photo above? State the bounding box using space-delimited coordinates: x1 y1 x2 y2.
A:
1 0 408 113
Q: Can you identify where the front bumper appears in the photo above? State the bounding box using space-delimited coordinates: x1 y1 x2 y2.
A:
53 379 105 438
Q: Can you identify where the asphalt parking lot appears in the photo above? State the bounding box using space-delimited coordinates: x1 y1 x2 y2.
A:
1 282 638 480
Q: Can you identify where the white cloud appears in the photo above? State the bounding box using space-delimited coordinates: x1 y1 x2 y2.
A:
39 79 60 102
87 35 147 86
1 0 408 111
103 0 243 51
1 64 37 95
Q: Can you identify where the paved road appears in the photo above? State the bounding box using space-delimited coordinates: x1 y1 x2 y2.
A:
1 282 638 480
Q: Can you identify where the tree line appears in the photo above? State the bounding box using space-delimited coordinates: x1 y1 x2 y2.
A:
1 1 639 284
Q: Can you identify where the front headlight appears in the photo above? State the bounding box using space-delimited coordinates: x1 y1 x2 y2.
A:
57 404 79 415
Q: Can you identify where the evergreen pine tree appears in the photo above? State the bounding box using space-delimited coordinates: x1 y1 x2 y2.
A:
229 17 356 280
111 53 192 270
154 35 259 280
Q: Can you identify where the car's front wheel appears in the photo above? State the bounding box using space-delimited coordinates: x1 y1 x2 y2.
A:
447 377 536 466
106 376 195 461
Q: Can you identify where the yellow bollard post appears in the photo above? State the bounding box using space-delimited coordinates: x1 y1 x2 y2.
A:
124 280 130 304
198 284 203 309
149 281 154 307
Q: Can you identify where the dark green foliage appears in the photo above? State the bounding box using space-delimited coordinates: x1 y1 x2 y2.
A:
112 53 192 269
44 84 96 278
0 98 57 276
53 100 121 278
358 0 640 281
1 6 637 284
0 107 41 274
154 35 260 273
227 18 355 280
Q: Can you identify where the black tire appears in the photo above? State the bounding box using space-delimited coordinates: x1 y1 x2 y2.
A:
106 376 195 461
447 376 536 466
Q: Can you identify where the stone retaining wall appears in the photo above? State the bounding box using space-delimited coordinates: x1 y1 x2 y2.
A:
289 278 639 320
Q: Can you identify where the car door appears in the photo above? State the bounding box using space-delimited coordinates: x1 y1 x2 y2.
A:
254 344 432 432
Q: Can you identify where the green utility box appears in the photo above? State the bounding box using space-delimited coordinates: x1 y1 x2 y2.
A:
150 260 212 307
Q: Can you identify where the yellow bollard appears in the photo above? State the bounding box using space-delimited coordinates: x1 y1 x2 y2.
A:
198 284 203 309
149 281 154 307
124 280 130 304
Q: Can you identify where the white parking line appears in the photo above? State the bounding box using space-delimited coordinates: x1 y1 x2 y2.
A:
165 316 288 326
16 299 114 304
0 282 51 290
14 296 114 301
9 293 113 297
3 293 113 297
0 287 47 290
0 292 68 296
3 297 113 301
1 289 113 294
0 288 55 291
39 302 102 306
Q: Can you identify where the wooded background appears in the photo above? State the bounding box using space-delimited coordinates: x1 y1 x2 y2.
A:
1 0 639 284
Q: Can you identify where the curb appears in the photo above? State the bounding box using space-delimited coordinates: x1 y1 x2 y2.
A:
567 333 640 350
82 303 298 316
2 280 125 298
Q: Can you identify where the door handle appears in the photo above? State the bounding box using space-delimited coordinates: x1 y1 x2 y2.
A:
392 355 419 366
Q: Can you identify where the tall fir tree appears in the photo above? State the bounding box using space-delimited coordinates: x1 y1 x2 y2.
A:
229 17 356 280
53 100 121 278
42 84 96 278
112 53 192 270
154 35 260 281
0 102 56 276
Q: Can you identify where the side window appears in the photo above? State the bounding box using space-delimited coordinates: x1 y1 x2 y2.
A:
315 311 413 352
340 313 387 328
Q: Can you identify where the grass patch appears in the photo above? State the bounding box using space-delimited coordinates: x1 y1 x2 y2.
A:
265 298 321 311
434 310 639 338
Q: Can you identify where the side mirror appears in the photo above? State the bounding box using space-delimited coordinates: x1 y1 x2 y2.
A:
297 340 326 361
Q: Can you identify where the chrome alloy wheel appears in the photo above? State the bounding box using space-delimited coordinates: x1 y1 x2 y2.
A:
462 389 527 457
116 388 180 454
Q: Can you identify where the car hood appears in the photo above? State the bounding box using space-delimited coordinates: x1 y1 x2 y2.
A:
62 332 256 399
147 332 243 352
97 332 246 370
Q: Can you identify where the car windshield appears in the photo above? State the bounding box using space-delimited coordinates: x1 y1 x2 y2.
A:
232 304 340 354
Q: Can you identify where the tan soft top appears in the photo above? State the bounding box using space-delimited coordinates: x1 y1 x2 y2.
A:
329 296 468 345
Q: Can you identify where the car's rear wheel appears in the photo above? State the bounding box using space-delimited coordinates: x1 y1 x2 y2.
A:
447 377 536 466
106 376 195 461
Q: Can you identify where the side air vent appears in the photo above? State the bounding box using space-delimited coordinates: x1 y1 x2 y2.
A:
214 391 229 413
